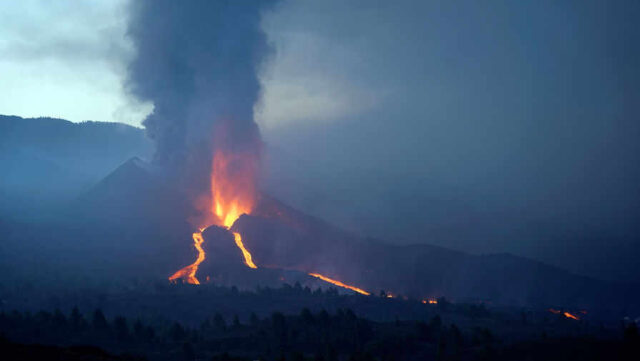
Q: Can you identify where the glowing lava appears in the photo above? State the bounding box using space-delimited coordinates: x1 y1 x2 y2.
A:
563 312 580 320
234 231 257 269
169 229 206 285
211 151 259 268
308 273 370 295
549 309 581 320
422 298 438 304
211 151 256 228
169 150 259 284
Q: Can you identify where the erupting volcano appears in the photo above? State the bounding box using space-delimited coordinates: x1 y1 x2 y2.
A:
168 150 371 295
169 150 258 284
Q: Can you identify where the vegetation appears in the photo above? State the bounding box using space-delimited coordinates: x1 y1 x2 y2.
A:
0 300 637 360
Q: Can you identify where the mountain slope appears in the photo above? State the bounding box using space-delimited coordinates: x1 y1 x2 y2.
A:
235 196 640 316
0 115 153 217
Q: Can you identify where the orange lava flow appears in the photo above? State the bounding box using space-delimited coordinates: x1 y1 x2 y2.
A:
169 229 206 285
548 309 581 320
233 231 257 269
563 312 580 320
308 273 370 295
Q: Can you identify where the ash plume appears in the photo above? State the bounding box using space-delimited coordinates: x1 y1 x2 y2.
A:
126 0 275 173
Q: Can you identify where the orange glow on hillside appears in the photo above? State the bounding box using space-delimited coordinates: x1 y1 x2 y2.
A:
169 229 206 284
308 273 370 295
422 298 438 304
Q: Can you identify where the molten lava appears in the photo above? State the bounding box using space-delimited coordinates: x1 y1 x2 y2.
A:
233 231 257 269
169 229 206 284
548 308 581 320
210 151 259 268
308 273 370 295
563 312 580 320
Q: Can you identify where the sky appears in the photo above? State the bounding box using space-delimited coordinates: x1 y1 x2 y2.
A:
0 0 151 125
1 0 639 281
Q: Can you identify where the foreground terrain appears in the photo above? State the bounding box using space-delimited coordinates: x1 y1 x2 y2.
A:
0 282 638 360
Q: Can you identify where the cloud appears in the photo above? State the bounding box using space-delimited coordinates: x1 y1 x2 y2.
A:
0 0 151 125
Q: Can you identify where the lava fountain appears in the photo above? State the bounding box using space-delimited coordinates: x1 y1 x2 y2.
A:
169 150 258 283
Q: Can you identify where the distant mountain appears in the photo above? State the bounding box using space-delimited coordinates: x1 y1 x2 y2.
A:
0 115 153 217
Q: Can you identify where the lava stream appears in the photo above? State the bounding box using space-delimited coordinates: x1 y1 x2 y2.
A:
308 273 370 295
548 309 581 320
169 229 206 284
233 231 257 268
563 312 580 320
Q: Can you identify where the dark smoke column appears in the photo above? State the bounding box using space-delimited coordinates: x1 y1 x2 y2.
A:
126 0 275 171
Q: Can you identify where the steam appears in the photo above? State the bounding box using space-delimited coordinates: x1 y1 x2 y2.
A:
126 0 275 170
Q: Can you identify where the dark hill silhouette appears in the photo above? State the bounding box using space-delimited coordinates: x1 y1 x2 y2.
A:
0 115 153 218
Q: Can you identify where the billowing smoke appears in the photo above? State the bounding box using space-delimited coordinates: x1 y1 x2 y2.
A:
126 0 275 175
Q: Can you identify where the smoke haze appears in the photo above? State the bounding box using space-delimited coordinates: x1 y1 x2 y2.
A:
258 0 640 282
126 0 274 173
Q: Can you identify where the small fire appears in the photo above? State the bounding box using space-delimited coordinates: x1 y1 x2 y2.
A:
308 273 370 295
169 229 206 284
422 298 438 304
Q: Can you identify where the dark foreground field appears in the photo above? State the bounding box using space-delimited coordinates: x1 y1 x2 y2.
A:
0 282 638 361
